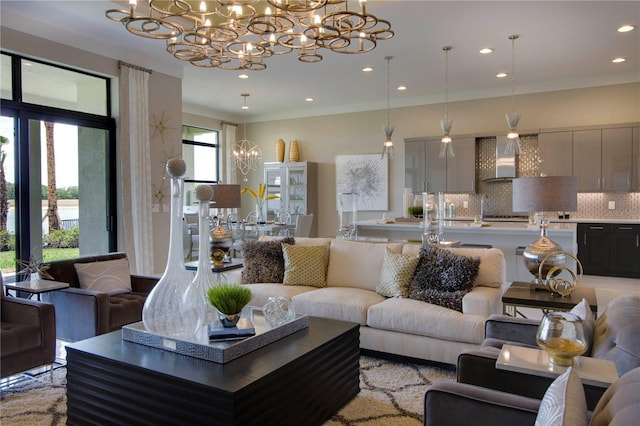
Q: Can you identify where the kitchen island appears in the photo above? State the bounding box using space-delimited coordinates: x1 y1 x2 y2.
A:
356 220 577 283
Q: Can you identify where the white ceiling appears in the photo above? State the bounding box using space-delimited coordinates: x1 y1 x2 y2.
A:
1 1 638 123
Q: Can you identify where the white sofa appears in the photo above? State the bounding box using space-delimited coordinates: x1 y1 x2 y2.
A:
226 237 507 366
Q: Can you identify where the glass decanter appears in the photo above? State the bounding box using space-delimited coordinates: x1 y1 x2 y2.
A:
142 159 204 338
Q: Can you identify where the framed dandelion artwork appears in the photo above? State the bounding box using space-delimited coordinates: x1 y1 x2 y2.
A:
335 154 388 211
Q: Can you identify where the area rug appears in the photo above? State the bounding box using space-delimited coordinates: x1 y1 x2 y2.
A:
0 357 455 425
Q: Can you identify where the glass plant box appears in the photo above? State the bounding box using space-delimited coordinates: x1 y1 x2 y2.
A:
122 307 308 364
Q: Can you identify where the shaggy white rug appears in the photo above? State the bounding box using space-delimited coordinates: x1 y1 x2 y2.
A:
0 357 455 425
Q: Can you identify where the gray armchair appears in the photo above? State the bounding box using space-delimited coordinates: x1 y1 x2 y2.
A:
457 294 640 410
41 253 159 342
1 283 56 378
425 367 640 426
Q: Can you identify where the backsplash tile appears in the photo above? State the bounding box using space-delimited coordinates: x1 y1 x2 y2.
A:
440 135 639 220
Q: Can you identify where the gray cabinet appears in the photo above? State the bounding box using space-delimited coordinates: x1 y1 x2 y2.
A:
404 137 475 193
264 162 317 236
573 129 602 191
571 127 633 191
538 131 573 176
634 127 640 191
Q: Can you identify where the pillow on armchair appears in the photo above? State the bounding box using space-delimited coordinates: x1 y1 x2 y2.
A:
74 257 132 295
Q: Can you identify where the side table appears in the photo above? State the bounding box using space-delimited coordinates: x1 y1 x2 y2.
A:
496 344 618 388
502 281 597 318
4 279 70 301
185 258 243 283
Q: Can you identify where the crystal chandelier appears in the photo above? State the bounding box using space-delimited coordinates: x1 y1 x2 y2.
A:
505 34 521 154
439 45 454 158
380 55 394 159
233 94 262 182
106 0 394 71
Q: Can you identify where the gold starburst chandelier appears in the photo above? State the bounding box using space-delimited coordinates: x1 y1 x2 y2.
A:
106 0 394 71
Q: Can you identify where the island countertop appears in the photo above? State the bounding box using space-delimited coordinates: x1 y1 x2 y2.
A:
355 220 577 283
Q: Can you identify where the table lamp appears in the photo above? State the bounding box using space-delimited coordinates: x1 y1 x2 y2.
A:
512 176 577 287
209 184 241 265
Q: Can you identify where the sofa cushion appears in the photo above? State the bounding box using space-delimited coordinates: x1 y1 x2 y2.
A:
367 297 486 344
326 239 403 291
534 367 587 426
241 283 317 308
376 249 419 298
108 292 147 330
293 287 386 325
74 257 132 295
402 244 505 288
408 244 480 312
570 298 594 356
241 237 295 283
282 243 329 287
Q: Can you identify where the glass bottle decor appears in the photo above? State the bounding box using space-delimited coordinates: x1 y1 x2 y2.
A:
142 158 204 338
191 185 218 329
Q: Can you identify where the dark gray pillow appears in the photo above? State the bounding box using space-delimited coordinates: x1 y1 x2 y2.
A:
241 237 295 283
409 244 480 312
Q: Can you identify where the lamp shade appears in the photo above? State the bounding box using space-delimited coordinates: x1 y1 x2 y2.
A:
512 176 577 213
209 184 241 209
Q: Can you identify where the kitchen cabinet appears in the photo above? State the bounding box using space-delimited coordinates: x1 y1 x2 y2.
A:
264 162 317 236
572 128 633 191
404 136 475 194
538 131 573 176
577 223 640 278
632 126 639 191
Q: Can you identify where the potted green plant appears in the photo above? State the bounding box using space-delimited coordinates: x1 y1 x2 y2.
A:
207 284 253 327
407 205 424 218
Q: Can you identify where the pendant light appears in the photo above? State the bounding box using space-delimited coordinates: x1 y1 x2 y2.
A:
381 55 395 159
232 94 262 182
439 46 455 158
505 34 521 154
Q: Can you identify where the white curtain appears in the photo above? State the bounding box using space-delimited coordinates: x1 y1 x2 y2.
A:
119 64 154 274
222 123 237 184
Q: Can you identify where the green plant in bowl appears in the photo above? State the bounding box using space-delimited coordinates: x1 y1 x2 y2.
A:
407 205 423 218
207 284 253 327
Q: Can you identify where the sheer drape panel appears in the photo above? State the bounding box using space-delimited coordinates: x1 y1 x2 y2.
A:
119 64 154 274
222 123 237 184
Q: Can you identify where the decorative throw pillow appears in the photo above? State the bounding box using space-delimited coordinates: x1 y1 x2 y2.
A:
376 249 419 298
282 243 329 288
534 367 588 426
241 237 295 283
74 258 132 296
570 298 595 356
408 244 480 312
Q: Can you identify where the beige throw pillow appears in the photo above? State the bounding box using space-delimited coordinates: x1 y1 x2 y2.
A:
534 367 588 426
377 249 419 298
282 243 329 287
74 258 132 295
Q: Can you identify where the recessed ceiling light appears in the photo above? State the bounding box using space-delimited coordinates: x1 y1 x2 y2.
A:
612 57 627 63
479 48 493 54
496 72 508 78
618 25 635 33
397 85 407 91
362 66 374 72
238 74 249 79
305 97 314 102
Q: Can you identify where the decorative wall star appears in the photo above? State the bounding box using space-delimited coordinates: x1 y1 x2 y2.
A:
150 111 173 144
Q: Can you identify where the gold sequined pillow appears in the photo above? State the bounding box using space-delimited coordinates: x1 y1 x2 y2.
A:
377 249 419 298
282 243 329 288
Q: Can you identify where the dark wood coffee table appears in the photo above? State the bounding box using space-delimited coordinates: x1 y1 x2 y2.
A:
65 317 360 426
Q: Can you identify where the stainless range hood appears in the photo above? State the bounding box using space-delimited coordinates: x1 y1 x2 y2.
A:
484 136 516 182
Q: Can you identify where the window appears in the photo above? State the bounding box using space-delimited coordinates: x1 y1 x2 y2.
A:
182 125 220 207
0 52 115 277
